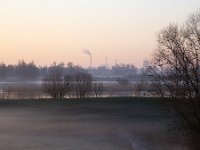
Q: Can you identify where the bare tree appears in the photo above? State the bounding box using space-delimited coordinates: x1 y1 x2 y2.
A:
151 9 200 149
71 72 93 99
92 82 104 98
42 62 93 99
42 64 71 99
134 82 145 96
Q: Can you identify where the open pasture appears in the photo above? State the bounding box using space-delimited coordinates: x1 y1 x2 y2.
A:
0 98 187 150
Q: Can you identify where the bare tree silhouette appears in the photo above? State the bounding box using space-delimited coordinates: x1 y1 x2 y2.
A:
151 9 200 149
42 63 71 99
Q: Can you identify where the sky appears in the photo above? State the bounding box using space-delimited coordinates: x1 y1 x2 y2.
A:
0 0 200 68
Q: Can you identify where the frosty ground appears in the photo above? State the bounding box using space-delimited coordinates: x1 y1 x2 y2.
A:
0 98 187 150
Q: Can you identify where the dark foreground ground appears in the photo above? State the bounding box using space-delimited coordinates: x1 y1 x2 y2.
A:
0 97 188 150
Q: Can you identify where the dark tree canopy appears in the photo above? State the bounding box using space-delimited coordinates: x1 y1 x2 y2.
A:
16 60 39 80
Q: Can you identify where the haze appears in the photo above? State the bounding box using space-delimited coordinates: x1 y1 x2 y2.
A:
0 0 200 67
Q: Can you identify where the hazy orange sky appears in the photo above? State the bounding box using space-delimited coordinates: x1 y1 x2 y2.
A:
0 0 200 67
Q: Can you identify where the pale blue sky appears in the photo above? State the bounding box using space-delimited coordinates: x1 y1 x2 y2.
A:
0 0 200 67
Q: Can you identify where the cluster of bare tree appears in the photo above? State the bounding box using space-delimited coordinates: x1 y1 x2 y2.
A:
150 9 200 149
42 63 104 99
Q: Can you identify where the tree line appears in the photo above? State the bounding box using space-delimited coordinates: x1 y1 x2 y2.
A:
0 60 40 81
0 61 138 82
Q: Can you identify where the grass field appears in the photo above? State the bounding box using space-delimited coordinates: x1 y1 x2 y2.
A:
0 97 188 150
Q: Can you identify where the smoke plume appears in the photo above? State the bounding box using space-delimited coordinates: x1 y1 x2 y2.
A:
83 49 92 56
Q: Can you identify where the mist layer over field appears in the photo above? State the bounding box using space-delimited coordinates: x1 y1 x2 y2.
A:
0 98 187 150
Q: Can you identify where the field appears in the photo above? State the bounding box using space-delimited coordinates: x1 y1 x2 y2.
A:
0 97 187 150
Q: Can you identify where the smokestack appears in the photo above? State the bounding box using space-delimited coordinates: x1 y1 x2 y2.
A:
83 49 92 68
115 59 118 66
90 55 92 68
105 56 108 67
